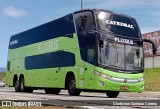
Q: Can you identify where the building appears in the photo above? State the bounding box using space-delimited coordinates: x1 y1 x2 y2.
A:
143 30 160 68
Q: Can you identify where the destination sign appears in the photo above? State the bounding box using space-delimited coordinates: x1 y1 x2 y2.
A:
114 38 133 44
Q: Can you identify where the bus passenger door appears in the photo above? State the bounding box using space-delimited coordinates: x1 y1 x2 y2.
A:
83 49 95 89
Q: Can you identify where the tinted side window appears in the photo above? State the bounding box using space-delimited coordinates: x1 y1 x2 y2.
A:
25 51 75 70
9 14 75 49
77 33 96 65
7 61 10 71
74 11 95 33
87 49 95 64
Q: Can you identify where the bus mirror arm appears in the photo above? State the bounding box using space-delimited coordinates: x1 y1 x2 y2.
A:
142 39 157 55
99 40 104 47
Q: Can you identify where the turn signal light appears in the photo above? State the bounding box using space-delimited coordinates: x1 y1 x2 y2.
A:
120 86 129 90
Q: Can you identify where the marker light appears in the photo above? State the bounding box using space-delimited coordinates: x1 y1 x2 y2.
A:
98 12 106 20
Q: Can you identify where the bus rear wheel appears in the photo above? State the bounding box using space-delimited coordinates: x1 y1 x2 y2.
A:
19 77 33 93
14 77 20 92
45 88 61 94
106 91 119 98
67 75 81 96
19 77 25 92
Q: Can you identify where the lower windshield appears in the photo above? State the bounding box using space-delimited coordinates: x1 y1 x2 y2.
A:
99 41 143 72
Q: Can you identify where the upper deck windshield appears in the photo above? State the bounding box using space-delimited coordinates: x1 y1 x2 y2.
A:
96 11 141 38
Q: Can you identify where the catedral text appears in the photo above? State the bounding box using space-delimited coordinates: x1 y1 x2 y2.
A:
106 20 134 29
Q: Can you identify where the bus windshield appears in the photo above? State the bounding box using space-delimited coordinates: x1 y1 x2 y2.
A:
99 41 143 72
96 11 140 38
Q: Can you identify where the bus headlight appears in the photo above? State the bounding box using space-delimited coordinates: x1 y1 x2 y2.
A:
138 78 144 82
94 71 143 84
101 73 112 79
94 71 101 76
94 71 112 79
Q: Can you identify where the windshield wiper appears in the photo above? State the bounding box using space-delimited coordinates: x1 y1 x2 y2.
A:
99 63 143 73
127 65 140 68
99 63 125 70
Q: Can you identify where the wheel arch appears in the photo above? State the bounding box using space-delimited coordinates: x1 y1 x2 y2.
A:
13 74 18 86
19 74 25 86
19 74 24 80
65 71 79 89
65 71 74 89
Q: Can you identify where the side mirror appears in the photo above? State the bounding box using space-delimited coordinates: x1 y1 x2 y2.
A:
153 47 157 55
99 40 104 47
142 39 157 55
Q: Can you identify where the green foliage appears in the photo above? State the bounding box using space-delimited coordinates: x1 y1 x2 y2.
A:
144 68 160 91
0 72 6 82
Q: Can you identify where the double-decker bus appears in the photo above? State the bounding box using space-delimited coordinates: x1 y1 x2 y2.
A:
6 9 156 98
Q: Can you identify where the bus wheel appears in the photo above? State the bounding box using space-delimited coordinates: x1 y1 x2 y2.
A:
67 75 81 96
14 77 20 92
45 88 61 94
19 77 25 92
106 91 119 98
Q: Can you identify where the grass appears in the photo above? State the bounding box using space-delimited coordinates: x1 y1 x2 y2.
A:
0 72 6 82
144 68 160 91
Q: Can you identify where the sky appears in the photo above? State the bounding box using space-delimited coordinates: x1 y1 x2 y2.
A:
0 0 160 67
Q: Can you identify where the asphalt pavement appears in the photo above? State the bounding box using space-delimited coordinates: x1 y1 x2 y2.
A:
0 87 160 109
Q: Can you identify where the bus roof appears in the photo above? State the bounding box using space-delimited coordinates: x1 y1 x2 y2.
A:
74 9 134 19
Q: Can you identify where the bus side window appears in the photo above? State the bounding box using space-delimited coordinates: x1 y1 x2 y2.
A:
79 16 87 32
7 61 10 71
87 48 95 64
74 11 95 33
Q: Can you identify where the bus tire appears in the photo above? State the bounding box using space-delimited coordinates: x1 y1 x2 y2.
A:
45 88 61 94
67 75 81 96
19 77 33 93
106 91 119 98
19 77 25 92
13 77 20 92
